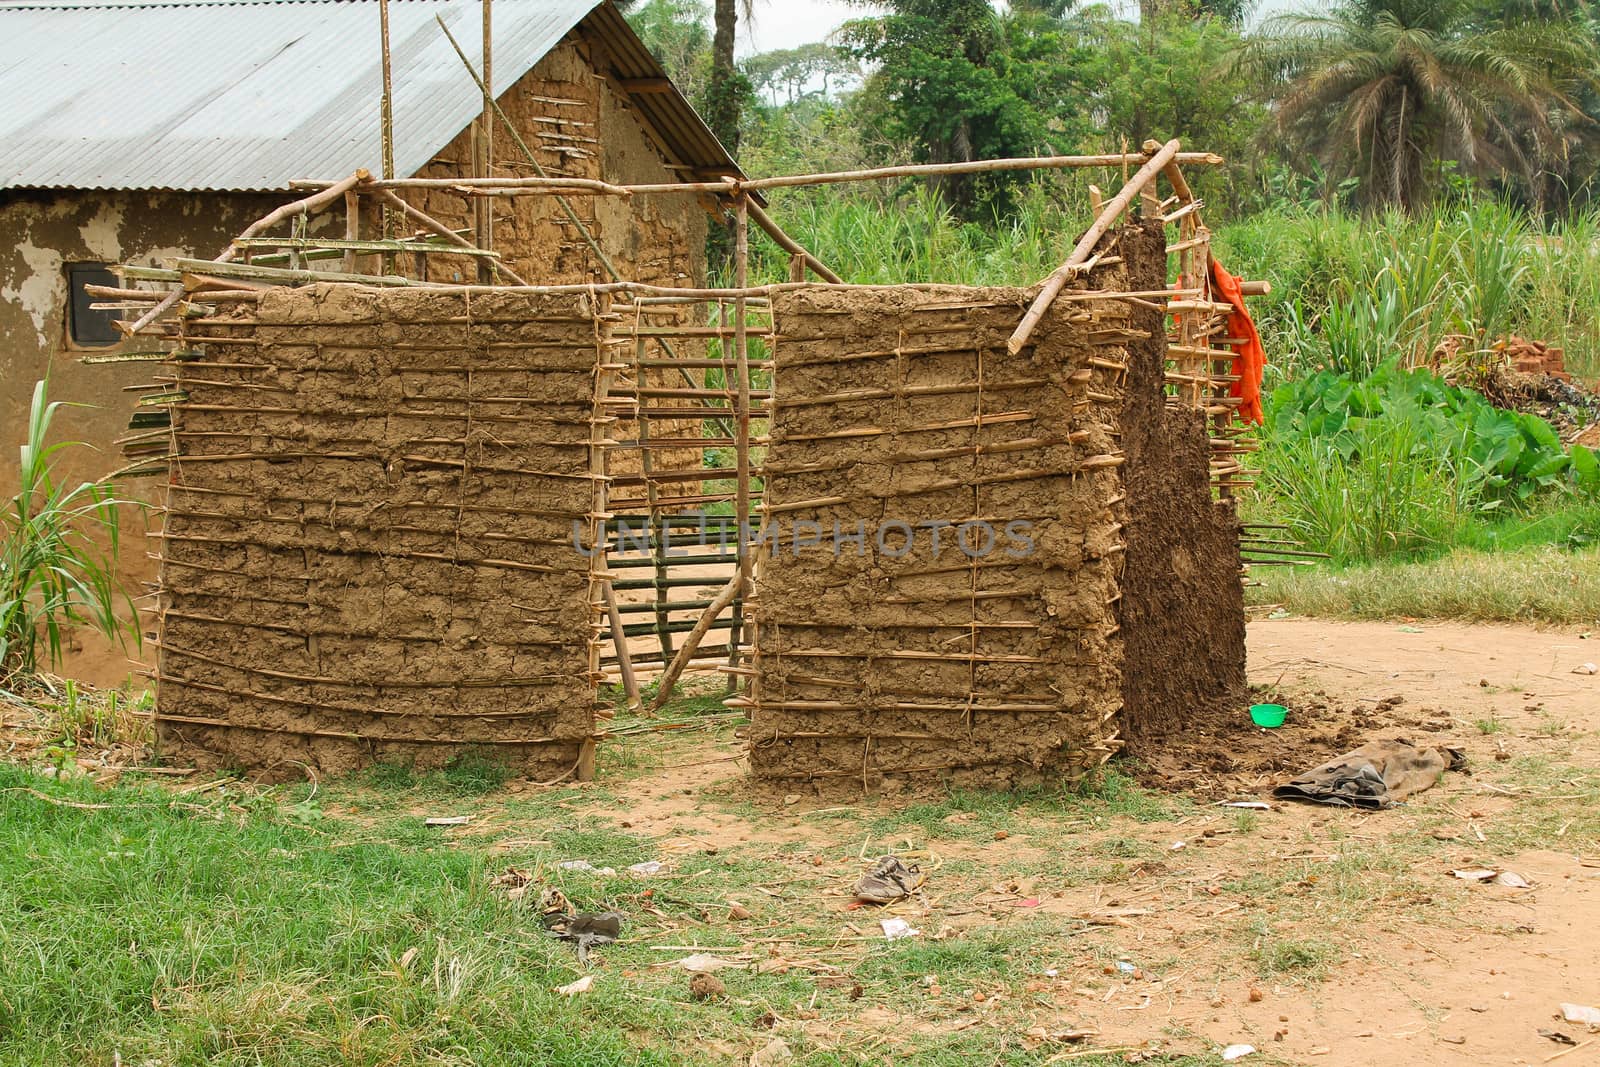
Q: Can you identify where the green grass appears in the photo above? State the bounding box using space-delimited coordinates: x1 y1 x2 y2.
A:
1248 542 1600 625
0 759 1227 1067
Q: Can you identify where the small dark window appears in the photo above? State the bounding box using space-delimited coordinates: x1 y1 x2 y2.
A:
67 263 120 347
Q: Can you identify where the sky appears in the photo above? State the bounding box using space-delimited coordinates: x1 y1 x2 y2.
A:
735 0 1310 57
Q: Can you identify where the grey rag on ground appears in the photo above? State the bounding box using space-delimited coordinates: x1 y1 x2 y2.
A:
1273 738 1466 809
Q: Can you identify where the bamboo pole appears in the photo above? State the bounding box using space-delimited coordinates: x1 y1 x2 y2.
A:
1007 138 1183 356
290 151 1226 198
379 0 397 274
477 0 495 283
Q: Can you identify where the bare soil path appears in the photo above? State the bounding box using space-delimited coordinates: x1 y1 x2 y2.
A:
538 618 1600 1065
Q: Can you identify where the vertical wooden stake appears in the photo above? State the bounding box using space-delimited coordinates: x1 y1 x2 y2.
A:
477 0 495 283
379 0 397 276
342 189 360 273
725 194 753 688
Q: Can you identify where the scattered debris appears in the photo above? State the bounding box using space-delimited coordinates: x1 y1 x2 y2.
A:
1222 1044 1256 1061
1218 801 1272 810
556 975 594 996
1115 960 1138 975
542 902 622 966
1573 663 1598 676
749 1036 793 1066
627 861 664 876
727 900 753 920
1561 1003 1600 1029
689 972 725 1000
853 855 926 904
558 860 616 875
1274 738 1465 809
880 917 920 941
1542 1030 1579 1046
1024 1026 1097 1043
674 953 745 973
1451 868 1532 888
490 867 533 902
423 815 471 827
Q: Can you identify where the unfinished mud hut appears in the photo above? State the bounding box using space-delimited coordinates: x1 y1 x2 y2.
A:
103 123 1277 784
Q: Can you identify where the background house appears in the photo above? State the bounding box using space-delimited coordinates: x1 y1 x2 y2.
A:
0 0 737 679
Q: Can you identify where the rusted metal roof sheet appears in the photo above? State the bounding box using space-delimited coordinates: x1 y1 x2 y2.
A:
0 0 741 192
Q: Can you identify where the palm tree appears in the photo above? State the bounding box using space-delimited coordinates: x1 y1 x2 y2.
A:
1242 0 1597 210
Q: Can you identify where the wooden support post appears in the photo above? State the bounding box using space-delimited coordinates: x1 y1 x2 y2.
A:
725 196 753 692
342 189 360 273
379 0 397 276
476 0 495 283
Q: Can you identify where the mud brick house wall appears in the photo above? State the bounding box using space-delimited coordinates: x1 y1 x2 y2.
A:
0 0 728 664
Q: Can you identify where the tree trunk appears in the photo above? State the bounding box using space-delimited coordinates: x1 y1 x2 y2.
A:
710 0 740 155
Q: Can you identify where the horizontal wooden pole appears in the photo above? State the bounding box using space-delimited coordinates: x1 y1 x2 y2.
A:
290 151 1224 198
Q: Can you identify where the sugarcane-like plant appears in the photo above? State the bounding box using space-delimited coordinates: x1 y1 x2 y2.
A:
0 380 138 687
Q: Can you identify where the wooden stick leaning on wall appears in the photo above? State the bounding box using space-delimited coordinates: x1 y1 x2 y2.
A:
1007 138 1183 356
651 195 754 710
121 170 371 339
745 200 842 284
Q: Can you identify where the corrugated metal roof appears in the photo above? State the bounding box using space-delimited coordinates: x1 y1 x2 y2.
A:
0 0 741 192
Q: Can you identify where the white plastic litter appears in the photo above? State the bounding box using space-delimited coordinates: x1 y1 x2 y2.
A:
1222 1044 1256 1062
1561 1003 1600 1028
558 860 616 875
880 918 921 940
627 861 664 876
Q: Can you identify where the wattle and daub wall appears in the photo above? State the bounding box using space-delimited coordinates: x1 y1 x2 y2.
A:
147 224 1242 782
152 286 606 777
747 221 1244 789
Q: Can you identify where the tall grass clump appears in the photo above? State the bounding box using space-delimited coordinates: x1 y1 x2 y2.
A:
1 380 137 687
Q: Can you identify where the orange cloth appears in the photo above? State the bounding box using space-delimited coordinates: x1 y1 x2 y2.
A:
1207 256 1266 425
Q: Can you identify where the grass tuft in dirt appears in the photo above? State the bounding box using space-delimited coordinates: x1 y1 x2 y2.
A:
1248 542 1600 625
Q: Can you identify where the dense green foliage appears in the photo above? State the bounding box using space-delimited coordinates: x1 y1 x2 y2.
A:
1258 364 1600 559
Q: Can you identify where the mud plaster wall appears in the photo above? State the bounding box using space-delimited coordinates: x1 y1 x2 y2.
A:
0 189 287 604
751 280 1138 792
1114 221 1247 749
153 285 605 778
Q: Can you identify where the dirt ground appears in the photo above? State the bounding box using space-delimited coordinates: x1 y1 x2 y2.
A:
537 617 1600 1065
12 616 1600 1065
